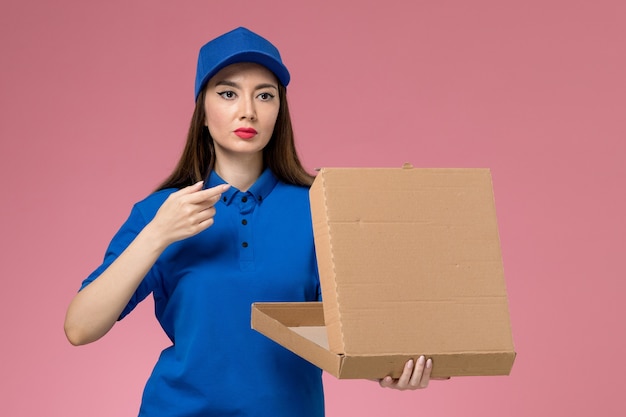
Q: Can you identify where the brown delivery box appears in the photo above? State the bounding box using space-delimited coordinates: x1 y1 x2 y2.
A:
252 166 516 379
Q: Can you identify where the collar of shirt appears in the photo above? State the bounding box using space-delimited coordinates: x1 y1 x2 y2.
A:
206 168 278 206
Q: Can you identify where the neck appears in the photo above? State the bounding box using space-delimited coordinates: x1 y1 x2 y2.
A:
214 152 264 192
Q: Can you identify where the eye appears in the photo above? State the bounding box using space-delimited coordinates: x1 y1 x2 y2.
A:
218 91 236 100
257 92 275 101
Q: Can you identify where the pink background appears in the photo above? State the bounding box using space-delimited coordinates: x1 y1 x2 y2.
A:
1 0 624 415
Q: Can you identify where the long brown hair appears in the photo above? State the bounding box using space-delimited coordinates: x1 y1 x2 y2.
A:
155 84 314 191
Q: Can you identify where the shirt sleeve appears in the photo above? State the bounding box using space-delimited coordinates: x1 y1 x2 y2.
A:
79 202 160 320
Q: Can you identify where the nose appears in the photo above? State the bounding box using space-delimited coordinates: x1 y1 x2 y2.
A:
239 96 256 121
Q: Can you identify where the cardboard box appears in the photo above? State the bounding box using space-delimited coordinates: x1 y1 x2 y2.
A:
252 166 516 379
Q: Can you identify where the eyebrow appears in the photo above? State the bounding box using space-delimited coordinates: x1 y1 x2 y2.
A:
215 80 278 91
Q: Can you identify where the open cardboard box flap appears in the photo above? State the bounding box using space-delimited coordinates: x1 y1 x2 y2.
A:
252 166 516 379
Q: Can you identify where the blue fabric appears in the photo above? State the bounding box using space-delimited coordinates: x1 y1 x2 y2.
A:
81 169 324 417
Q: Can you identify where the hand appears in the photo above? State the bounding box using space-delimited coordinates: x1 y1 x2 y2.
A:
147 181 230 246
378 356 434 390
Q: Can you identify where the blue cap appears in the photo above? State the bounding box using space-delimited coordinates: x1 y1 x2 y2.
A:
194 27 290 101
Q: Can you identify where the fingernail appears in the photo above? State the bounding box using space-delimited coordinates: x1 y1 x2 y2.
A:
426 358 432 369
407 359 414 369
418 356 426 366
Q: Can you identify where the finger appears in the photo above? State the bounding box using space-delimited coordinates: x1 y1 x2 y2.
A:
395 359 414 389
196 216 215 231
409 356 426 388
379 376 394 388
195 207 217 224
419 358 433 389
188 183 231 204
183 206 217 235
177 181 205 195
205 183 231 197
164 182 205 206
194 193 223 211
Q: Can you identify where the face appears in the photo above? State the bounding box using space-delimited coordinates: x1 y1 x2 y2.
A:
203 62 280 162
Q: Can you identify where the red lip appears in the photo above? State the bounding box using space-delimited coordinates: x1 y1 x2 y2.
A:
234 127 257 139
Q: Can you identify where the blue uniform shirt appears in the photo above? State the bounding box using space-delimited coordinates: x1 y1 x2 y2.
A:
81 169 324 417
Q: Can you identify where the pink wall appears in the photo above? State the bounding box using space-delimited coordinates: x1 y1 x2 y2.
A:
2 0 624 415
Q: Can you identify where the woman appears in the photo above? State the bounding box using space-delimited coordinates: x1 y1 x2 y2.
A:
64 27 434 417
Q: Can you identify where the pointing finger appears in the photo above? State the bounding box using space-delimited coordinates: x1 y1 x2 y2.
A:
188 183 231 204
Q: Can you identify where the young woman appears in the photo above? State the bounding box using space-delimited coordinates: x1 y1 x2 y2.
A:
64 27 434 417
